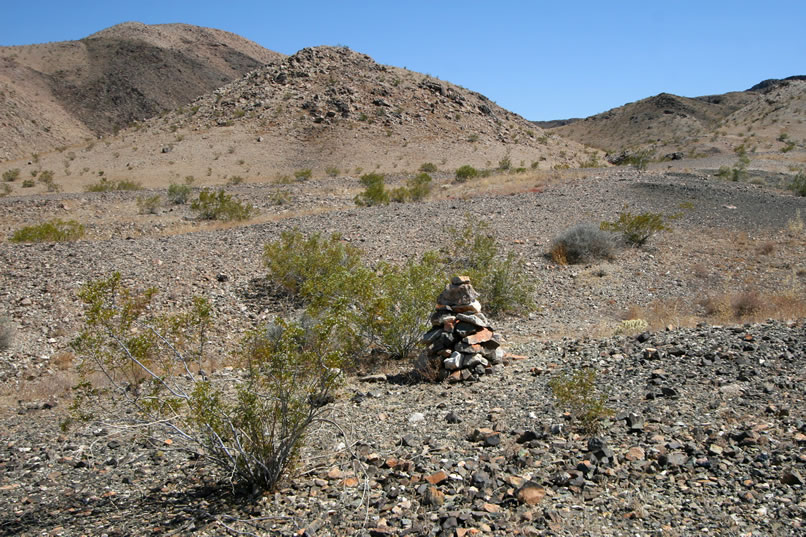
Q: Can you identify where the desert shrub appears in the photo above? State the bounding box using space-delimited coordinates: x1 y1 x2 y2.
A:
419 162 437 173
0 184 11 197
407 172 432 201
731 290 763 318
325 166 340 177
614 318 649 336
227 175 244 185
71 273 343 491
498 155 512 171
22 179 35 188
549 368 614 435
789 170 806 196
85 178 142 192
0 316 13 351
191 189 255 221
263 230 362 301
264 231 443 362
455 165 478 182
294 168 313 181
270 189 292 205
167 183 191 204
442 217 535 315
550 223 616 264
600 211 668 246
10 219 84 243
136 194 162 214
354 172 389 206
625 149 653 170
2 168 20 182
308 252 445 361
389 186 410 203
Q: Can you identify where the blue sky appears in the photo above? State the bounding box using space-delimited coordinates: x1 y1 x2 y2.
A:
2 1 804 120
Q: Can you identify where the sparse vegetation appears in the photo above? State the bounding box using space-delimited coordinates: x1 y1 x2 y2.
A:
0 316 13 351
86 178 143 192
789 170 806 196
71 273 344 491
442 217 535 316
227 175 244 185
10 219 85 243
325 166 340 177
419 162 437 173
167 183 192 204
550 223 616 265
549 368 614 435
455 165 479 182
22 179 35 188
136 194 162 214
354 172 390 206
294 168 313 181
600 210 669 246
2 168 20 182
191 189 256 221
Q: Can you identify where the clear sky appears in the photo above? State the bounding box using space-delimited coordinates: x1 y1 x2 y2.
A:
2 1 804 120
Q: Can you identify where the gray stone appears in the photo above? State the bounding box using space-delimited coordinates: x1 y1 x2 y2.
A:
437 282 479 306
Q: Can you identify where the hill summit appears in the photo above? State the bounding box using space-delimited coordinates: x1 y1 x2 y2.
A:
0 22 282 160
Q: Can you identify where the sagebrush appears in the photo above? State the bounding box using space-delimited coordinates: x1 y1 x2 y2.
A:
551 223 616 264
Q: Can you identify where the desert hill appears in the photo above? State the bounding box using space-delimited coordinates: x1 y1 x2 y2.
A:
0 22 283 161
0 45 600 193
541 77 806 163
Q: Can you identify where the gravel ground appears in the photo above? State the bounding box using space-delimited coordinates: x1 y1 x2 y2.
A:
0 168 804 535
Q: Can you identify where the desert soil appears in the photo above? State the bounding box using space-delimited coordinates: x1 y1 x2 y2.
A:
0 168 805 536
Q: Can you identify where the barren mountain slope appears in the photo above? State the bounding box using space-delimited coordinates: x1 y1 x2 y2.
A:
545 78 806 164
0 46 601 193
0 22 283 161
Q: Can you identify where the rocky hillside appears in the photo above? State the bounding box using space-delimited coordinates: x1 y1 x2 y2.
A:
542 77 806 163
0 46 600 193
0 22 283 161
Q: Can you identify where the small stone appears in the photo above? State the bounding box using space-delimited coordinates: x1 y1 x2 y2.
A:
782 469 804 486
437 282 479 306
451 275 471 285
445 411 462 424
443 352 464 370
408 412 425 424
425 470 448 485
708 444 724 456
465 355 489 368
464 328 494 345
423 486 445 506
516 482 546 505
453 300 482 314
626 447 645 461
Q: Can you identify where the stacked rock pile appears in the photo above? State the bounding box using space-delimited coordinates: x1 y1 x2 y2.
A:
422 276 504 382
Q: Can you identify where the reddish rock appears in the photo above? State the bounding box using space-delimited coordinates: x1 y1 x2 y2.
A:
464 328 494 345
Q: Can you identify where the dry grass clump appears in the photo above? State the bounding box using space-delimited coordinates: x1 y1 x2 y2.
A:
699 290 806 322
550 223 616 265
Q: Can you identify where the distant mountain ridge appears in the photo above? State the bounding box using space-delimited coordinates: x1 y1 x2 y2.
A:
0 22 283 161
539 77 806 160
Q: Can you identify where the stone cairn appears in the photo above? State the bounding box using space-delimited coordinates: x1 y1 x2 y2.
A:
421 276 504 382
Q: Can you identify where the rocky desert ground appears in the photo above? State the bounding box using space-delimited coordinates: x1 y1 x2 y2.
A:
1 22 805 537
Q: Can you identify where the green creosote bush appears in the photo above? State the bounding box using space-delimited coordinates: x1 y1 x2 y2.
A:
264 231 444 362
455 165 478 182
70 273 344 491
263 230 362 301
389 173 433 203
136 194 162 214
22 179 35 188
0 316 14 351
550 223 616 265
442 217 535 316
167 183 191 205
549 368 614 435
294 169 313 181
86 178 143 192
325 166 340 177
2 168 20 182
600 210 669 247
10 219 85 243
789 170 806 197
354 172 390 206
623 149 653 171
419 162 437 173
191 189 256 221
